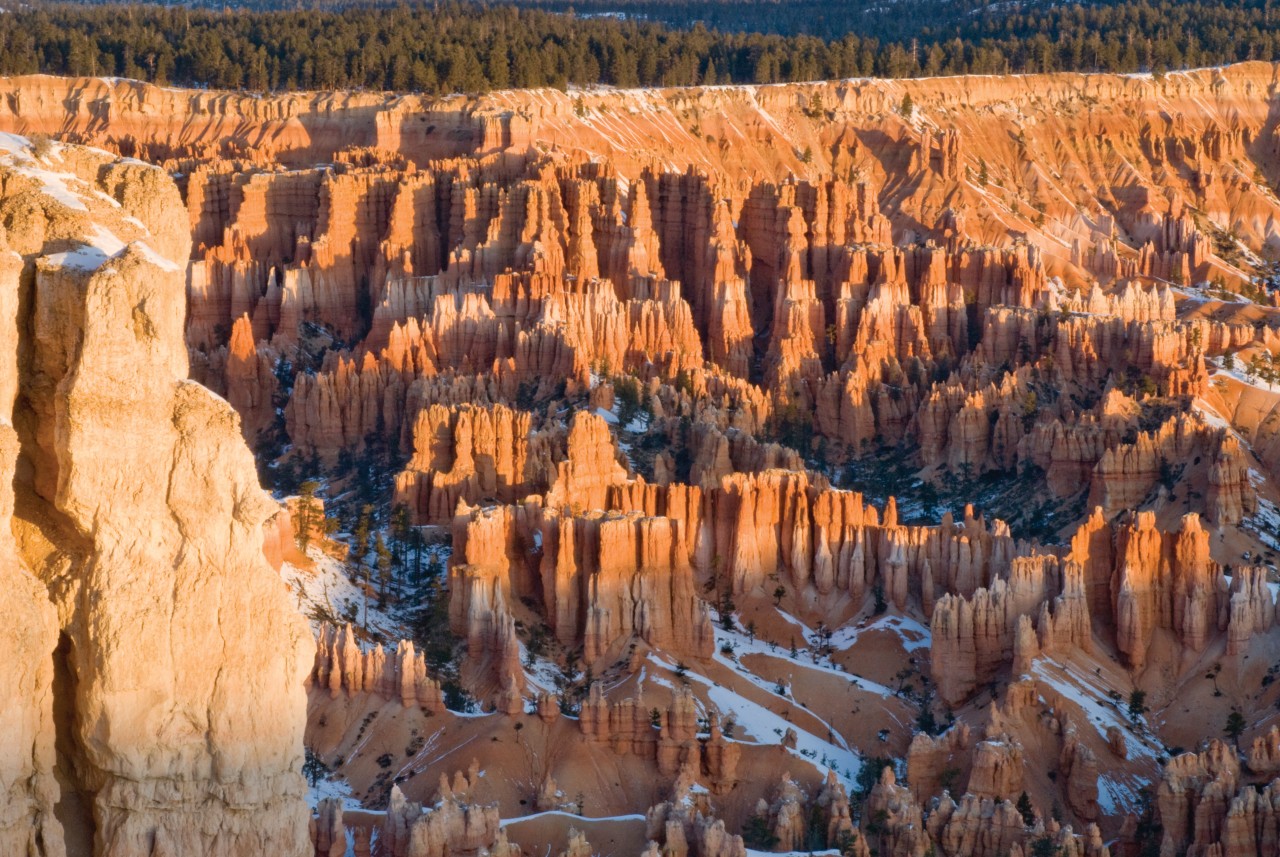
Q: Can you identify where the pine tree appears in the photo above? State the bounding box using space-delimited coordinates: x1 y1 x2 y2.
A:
1127 689 1148 723
1225 709 1247 745
295 481 321 551
352 505 372 569
352 505 373 631
742 813 778 851
375 533 394 609
391 503 412 568
1016 791 1035 826
718 590 736 631
486 38 511 90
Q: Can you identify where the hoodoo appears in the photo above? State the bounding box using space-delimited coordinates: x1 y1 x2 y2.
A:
0 8 1278 852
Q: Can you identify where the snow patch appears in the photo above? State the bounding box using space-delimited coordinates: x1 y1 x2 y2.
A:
1030 660 1157 762
42 246 109 271
306 773 360 811
1244 496 1280 554
281 548 406 640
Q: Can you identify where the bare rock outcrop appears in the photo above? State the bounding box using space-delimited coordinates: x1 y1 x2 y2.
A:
310 624 444 711
967 738 1026 801
449 500 714 688
907 724 974 802
645 777 747 857
0 137 312 857
1155 741 1246 857
864 766 931 857
0 423 63 856
392 402 550 525
309 798 348 857
926 792 1028 857
1248 726 1280 776
380 766 515 857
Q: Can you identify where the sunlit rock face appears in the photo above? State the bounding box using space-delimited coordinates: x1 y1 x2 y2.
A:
2 62 1280 857
0 135 312 857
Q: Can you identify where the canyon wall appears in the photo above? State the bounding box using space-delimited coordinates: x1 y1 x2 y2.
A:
0 64 1274 857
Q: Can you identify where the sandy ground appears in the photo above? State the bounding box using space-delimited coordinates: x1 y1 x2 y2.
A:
504 812 649 857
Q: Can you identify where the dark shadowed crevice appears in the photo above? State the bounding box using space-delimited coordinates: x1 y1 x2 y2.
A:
51 632 95 857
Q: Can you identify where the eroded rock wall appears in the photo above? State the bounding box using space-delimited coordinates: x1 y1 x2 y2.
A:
0 136 312 857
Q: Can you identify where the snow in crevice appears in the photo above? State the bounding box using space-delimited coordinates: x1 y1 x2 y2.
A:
1028 659 1153 814
757 609 921 696
0 135 179 273
1030 659 1157 763
1244 496 1280 554
825 614 932 654
651 653 863 788
647 616 865 789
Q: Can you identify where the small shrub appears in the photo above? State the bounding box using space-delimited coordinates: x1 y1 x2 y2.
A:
30 133 54 159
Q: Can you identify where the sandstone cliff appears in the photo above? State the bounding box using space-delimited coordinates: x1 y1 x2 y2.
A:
0 136 312 857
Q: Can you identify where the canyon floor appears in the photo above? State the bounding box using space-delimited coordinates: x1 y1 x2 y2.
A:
4 65 1280 857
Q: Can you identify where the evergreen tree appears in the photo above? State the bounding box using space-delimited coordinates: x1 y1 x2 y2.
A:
375 533 394 609
351 505 373 631
0 0 1276 101
1128 689 1148 724
718 590 736 631
486 37 511 89
391 503 412 568
1016 791 1035 826
741 813 778 851
1225 709 1247 745
294 481 321 552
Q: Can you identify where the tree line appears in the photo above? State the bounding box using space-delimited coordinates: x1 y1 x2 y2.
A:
4 0 1280 95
